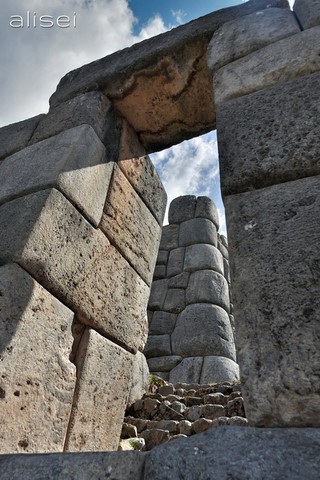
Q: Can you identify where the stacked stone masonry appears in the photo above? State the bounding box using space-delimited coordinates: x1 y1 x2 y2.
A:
0 0 319 474
145 195 239 385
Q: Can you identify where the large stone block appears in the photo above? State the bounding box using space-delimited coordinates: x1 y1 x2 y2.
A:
127 351 150 407
147 356 182 372
159 224 179 250
0 124 110 227
144 335 172 358
179 218 217 247
118 121 167 225
100 165 161 285
163 288 186 314
294 0 320 30
195 196 219 228
200 356 239 384
171 304 236 360
0 189 149 352
168 195 196 224
148 279 169 311
0 263 76 453
167 247 185 278
169 357 203 384
217 72 320 195
144 427 320 480
214 26 320 104
208 8 300 72
184 244 224 275
65 329 133 451
0 114 44 161
149 311 177 335
225 174 320 426
30 91 117 147
186 270 230 312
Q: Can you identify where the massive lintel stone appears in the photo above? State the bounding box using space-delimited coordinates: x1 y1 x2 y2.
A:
49 0 288 152
225 174 320 427
0 189 149 352
0 125 110 227
0 114 44 161
0 263 76 453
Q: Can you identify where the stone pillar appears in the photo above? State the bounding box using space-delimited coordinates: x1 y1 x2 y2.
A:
208 5 320 426
0 93 166 452
145 195 239 384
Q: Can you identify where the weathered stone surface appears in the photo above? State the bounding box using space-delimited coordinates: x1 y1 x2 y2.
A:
149 311 177 335
184 244 224 274
217 240 229 259
118 437 145 451
171 304 236 360
121 423 138 439
145 427 320 480
127 352 149 407
148 356 182 372
186 405 202 422
141 429 170 450
148 279 169 311
186 271 230 311
225 174 320 426
118 121 167 225
167 248 185 278
178 420 192 436
227 397 246 418
0 114 43 161
153 265 166 280
200 356 240 384
195 196 219 228
168 196 196 224
169 357 203 384
157 250 169 265
0 451 146 480
164 289 185 314
100 165 161 285
30 91 116 146
294 0 320 30
65 329 133 452
202 404 225 420
0 189 149 352
208 8 300 72
168 272 190 289
0 263 75 453
160 225 179 250
192 418 213 433
0 124 109 227
144 335 172 358
214 26 320 104
179 218 217 247
217 72 320 195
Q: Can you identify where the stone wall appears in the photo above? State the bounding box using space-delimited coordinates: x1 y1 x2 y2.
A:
145 196 239 384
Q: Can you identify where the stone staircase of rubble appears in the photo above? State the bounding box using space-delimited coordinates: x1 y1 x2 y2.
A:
119 379 248 451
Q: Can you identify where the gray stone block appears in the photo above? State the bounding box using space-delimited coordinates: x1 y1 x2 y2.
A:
167 247 185 278
153 265 166 280
0 189 149 352
200 356 239 384
118 121 167 226
179 218 217 247
217 71 320 195
208 8 300 72
217 240 229 259
164 289 186 314
0 124 109 227
225 174 320 426
65 329 133 452
145 427 320 480
127 352 150 407
149 312 177 335
148 279 168 311
0 114 43 161
168 272 190 289
100 165 161 286
184 244 224 275
195 196 219 228
144 335 172 358
187 270 230 312
30 91 115 146
160 225 179 250
294 0 320 30
0 263 75 453
169 357 203 384
0 451 146 480
168 196 196 224
171 304 236 360
147 356 182 372
214 26 320 105
157 250 169 265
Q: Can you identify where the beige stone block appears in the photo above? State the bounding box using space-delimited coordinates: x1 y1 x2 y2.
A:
0 263 76 453
0 188 149 352
214 27 320 104
100 165 161 285
65 329 133 452
118 121 167 225
0 124 111 227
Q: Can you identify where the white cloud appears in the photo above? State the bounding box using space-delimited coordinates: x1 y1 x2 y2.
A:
171 9 186 25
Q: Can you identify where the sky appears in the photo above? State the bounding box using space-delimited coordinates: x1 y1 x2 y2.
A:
0 0 295 235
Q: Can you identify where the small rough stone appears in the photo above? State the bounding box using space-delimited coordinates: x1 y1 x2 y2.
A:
186 406 202 422
121 424 138 439
192 418 213 434
140 429 170 450
178 420 193 436
202 404 226 420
